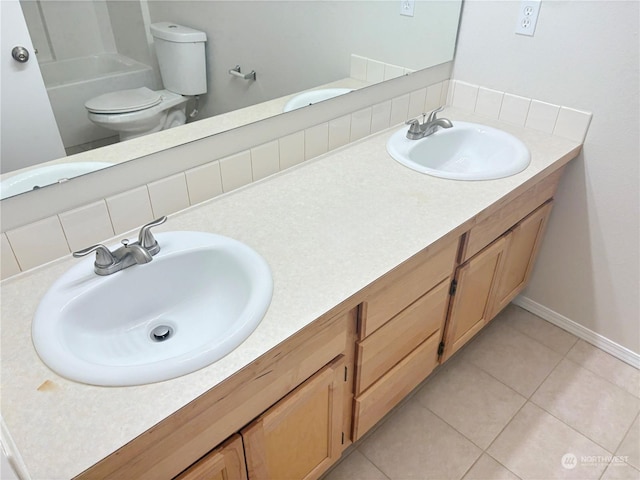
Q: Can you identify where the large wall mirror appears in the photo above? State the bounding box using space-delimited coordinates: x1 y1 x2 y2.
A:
1 0 462 200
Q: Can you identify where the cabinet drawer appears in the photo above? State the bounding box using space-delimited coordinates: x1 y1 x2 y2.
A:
464 167 563 261
355 278 450 395
360 238 458 338
353 332 440 440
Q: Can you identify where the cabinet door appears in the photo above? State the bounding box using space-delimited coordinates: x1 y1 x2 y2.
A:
241 358 344 480
441 236 509 361
175 434 247 480
492 201 553 317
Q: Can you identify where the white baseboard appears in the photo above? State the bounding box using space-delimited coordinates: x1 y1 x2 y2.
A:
513 295 640 369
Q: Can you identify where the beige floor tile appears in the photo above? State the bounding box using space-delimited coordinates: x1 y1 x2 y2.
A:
567 340 640 398
457 319 562 397
415 358 526 449
488 403 611 480
322 450 389 480
359 398 482 480
531 359 640 452
600 461 640 480
617 415 640 471
499 304 578 355
462 454 521 480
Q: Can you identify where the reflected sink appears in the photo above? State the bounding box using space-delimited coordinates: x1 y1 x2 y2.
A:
32 232 273 386
283 88 353 112
386 122 530 180
0 162 111 199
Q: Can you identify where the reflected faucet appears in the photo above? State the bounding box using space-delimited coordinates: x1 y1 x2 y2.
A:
405 106 453 140
73 216 167 275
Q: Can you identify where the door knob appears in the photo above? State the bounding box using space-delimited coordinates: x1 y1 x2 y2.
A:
11 46 29 63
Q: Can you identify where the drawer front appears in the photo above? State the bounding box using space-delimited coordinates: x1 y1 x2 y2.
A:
353 332 440 440
361 238 458 338
464 168 563 262
355 278 450 395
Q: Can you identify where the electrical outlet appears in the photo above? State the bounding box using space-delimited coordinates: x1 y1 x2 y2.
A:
515 0 541 36
400 0 415 17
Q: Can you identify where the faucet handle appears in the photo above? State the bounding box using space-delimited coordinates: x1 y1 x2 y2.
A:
405 118 423 135
137 216 167 253
73 244 116 268
427 106 445 123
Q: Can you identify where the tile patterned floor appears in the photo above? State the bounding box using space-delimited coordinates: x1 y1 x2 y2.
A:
323 304 640 480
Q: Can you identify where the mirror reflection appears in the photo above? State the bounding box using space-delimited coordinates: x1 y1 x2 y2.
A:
1 0 462 199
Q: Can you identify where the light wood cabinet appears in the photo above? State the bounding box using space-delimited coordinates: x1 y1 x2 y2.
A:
441 201 554 361
175 434 247 480
241 357 345 480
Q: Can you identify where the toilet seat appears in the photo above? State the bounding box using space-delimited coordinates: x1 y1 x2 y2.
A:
85 87 162 114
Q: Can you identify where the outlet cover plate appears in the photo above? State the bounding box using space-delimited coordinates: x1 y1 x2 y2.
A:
515 0 541 36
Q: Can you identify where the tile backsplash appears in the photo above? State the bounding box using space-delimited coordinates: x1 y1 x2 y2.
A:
1 78 593 280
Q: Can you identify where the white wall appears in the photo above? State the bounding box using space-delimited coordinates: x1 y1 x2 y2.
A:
147 0 461 118
453 0 639 353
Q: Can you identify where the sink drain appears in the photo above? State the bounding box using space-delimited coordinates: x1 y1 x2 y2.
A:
150 325 174 342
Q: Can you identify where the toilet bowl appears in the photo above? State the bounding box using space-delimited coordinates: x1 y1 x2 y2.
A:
84 22 207 142
85 88 188 141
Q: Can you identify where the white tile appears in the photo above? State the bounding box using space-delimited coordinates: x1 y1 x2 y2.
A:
304 123 329 160
370 100 392 134
106 186 154 235
475 87 504 119
489 402 610 480
452 81 479 112
6 216 70 271
463 454 520 480
531 358 640 452
1 233 21 279
499 93 532 126
408 88 427 119
279 131 305 170
359 399 482 480
147 173 190 217
350 108 372 142
323 450 388 480
350 54 368 81
59 201 115 252
425 82 444 112
328 115 351 151
383 63 404 80
389 93 411 126
251 141 280 181
553 107 593 142
442 79 452 105
219 151 253 192
526 100 561 134
416 359 526 449
567 340 640 398
185 161 223 205
366 59 385 83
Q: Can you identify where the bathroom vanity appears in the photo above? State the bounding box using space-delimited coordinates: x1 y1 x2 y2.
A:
0 109 582 479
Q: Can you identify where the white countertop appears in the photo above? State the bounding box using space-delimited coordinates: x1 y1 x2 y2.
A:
0 108 581 479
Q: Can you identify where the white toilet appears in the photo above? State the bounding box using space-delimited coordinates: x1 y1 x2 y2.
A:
85 22 207 141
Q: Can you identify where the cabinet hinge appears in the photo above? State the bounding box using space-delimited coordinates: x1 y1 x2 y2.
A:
437 342 445 356
449 279 458 296
341 432 345 444
344 366 348 382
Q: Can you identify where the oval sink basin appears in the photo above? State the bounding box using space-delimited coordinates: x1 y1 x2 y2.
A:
386 122 530 180
0 162 111 199
32 232 273 386
283 88 353 112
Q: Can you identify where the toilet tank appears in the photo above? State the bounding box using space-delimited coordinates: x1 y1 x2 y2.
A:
150 22 207 96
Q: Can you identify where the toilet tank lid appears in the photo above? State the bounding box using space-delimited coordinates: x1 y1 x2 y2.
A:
150 22 206 43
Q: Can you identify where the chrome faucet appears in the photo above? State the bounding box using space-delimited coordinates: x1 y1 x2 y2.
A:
73 216 167 275
405 106 453 140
